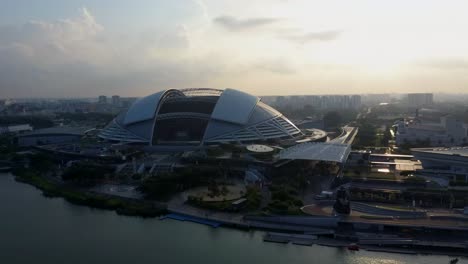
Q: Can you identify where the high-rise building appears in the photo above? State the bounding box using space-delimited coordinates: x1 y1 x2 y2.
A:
98 95 107 104
112 95 121 107
407 93 433 108
362 94 391 105
350 95 362 109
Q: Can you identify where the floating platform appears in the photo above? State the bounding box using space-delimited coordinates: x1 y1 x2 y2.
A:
263 232 318 246
160 213 221 228
263 237 289 244
291 240 314 246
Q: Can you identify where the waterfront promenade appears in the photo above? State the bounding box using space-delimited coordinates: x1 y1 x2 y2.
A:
165 192 468 257
167 192 248 227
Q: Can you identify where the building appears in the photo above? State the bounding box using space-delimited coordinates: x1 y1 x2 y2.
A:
350 95 362 109
361 94 392 106
0 124 32 134
112 95 121 107
273 95 361 110
296 119 325 130
98 95 108 104
311 95 361 110
394 114 467 147
99 88 303 145
412 147 468 184
407 93 433 108
17 127 87 147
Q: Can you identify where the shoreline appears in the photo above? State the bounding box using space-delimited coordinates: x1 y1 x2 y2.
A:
12 170 167 217
8 171 468 259
165 209 468 258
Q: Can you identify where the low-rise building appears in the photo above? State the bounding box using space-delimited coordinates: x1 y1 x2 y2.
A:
17 126 87 147
412 147 468 184
0 124 33 134
395 115 467 147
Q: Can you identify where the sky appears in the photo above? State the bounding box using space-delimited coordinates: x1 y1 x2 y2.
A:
1 0 468 98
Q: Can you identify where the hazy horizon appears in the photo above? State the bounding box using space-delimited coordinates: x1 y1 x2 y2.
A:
5 92 468 102
1 0 468 98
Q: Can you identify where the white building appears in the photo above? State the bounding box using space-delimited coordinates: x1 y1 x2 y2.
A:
395 115 467 147
412 147 468 184
408 93 433 108
99 88 303 145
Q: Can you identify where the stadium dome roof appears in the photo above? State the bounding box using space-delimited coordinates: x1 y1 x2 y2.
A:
99 88 302 145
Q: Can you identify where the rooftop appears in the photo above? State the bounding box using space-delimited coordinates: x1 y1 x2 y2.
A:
279 142 351 163
246 144 274 153
412 147 468 157
19 126 89 137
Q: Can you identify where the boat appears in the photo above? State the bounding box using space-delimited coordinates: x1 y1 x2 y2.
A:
450 258 458 264
347 243 360 251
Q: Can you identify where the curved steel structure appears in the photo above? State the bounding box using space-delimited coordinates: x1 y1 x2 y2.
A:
99 88 303 145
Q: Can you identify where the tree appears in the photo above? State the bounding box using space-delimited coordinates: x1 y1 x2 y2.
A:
323 111 342 128
139 173 179 200
302 104 315 115
29 153 54 173
62 162 112 186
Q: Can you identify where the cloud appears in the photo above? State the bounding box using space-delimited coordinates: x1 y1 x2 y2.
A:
0 7 224 98
193 0 209 21
213 15 281 31
416 58 468 70
253 58 296 74
284 30 342 44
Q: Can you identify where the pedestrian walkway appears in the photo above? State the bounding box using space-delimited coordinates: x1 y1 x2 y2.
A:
160 213 221 228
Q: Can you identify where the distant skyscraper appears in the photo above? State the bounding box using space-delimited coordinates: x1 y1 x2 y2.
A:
98 95 107 104
350 95 362 109
272 95 362 110
112 95 121 107
408 93 433 108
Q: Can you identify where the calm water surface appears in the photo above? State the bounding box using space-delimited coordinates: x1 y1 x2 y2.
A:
0 173 465 264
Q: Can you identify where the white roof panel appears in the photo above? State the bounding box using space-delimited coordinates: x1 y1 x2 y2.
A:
123 90 166 125
211 88 259 125
279 142 351 163
412 147 468 157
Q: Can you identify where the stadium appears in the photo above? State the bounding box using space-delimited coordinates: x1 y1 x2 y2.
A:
99 88 304 145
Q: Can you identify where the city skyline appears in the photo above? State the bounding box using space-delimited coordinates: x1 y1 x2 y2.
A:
1 0 468 98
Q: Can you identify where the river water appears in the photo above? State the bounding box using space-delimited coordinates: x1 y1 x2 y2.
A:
0 173 464 264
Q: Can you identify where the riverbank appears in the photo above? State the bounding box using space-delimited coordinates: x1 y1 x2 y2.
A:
12 169 167 217
4 171 457 264
9 170 468 259
0 160 12 172
167 196 468 258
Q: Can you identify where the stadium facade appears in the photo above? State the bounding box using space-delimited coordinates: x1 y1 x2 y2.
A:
99 88 303 145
